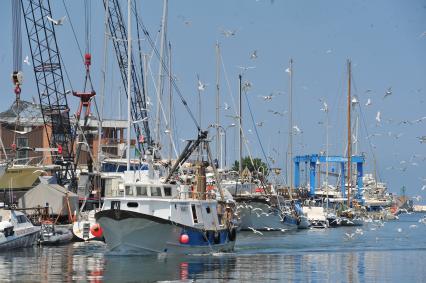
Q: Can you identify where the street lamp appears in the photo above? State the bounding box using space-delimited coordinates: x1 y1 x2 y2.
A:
209 123 236 169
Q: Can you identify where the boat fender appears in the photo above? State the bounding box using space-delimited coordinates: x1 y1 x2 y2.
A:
90 224 103 238
180 233 189 244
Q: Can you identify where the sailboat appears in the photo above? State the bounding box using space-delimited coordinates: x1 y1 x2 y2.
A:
339 59 363 227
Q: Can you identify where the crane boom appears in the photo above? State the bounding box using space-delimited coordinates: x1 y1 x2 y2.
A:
20 0 76 187
104 0 152 154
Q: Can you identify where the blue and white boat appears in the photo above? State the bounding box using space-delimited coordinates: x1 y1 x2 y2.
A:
96 161 237 255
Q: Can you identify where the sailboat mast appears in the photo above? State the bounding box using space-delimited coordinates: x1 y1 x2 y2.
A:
168 42 173 161
215 42 221 167
289 58 294 195
238 74 243 175
347 59 352 206
155 0 168 151
126 0 132 171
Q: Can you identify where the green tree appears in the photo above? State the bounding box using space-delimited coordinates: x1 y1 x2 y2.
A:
231 156 268 177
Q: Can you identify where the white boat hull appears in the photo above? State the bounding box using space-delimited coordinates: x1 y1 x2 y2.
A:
0 229 39 250
96 210 236 255
237 202 298 231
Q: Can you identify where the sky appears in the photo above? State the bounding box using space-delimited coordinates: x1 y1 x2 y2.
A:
0 0 425 201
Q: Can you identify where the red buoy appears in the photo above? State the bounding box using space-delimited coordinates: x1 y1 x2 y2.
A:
11 143 16 151
179 234 189 244
84 53 92 67
90 223 103 238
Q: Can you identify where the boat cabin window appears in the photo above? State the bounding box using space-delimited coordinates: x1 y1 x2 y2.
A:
127 202 138 208
151 187 162 197
16 215 29 224
191 204 198 224
125 186 134 196
136 186 147 196
164 187 172 196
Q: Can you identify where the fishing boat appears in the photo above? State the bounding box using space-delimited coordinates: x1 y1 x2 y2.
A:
96 156 237 255
0 209 40 250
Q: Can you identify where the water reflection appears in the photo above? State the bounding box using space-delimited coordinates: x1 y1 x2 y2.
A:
0 214 424 282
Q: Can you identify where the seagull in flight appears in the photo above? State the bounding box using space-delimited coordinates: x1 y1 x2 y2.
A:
268 109 286 116
46 15 66 26
250 50 258 59
23 55 31 66
383 87 392 99
293 125 302 134
197 79 208 92
416 136 426 143
224 102 231 110
375 111 381 123
365 98 372 106
320 101 328 112
345 232 355 239
247 226 263 235
221 29 237 38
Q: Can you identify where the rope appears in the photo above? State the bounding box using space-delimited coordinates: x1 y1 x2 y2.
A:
244 91 272 171
133 14 200 132
61 0 84 63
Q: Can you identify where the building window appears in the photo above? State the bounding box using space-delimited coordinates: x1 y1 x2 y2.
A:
16 137 28 164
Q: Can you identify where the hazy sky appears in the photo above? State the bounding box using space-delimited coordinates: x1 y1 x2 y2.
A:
0 0 425 200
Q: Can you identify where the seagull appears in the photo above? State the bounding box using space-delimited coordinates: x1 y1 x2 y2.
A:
221 29 237 38
421 185 426 191
375 111 381 123
46 15 66 26
238 66 256 72
365 98 372 106
268 110 286 116
293 125 302 134
383 87 392 99
355 228 363 235
259 95 274 101
345 232 355 239
197 79 208 92
351 96 359 105
320 101 328 112
285 67 291 73
242 81 253 92
263 226 273 231
409 224 418 229
250 50 258 59
416 136 426 143
247 226 263 235
224 102 231 110
412 116 426 123
23 55 31 66
397 228 402 233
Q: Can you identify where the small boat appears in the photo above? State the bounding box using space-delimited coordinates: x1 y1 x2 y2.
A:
39 222 73 245
72 210 101 241
0 209 40 250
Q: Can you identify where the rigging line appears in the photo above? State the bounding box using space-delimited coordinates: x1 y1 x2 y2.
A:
61 0 84 63
356 102 381 181
146 53 179 159
135 18 200 132
244 91 271 171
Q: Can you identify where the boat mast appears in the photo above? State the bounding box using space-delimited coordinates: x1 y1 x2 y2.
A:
126 0 132 171
238 74 243 175
288 58 294 197
325 100 329 209
215 42 221 168
155 0 168 152
168 42 173 161
347 59 352 206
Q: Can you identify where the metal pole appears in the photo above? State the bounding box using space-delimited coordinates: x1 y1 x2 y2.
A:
215 42 220 166
347 59 352 206
168 42 173 161
288 58 293 195
238 74 243 175
126 0 132 171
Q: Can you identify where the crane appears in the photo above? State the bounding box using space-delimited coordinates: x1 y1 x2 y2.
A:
103 0 152 155
20 0 76 188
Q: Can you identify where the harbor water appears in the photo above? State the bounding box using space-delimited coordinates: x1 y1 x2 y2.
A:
1 213 425 282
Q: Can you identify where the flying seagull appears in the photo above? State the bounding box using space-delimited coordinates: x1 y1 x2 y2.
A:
383 87 392 99
376 111 381 123
23 55 31 66
46 15 66 26
250 50 258 59
365 98 372 106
